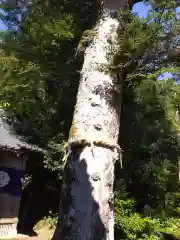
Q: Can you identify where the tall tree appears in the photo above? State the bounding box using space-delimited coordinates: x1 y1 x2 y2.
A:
52 0 128 239
53 0 180 238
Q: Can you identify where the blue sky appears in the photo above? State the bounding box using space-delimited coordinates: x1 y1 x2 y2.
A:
132 2 150 17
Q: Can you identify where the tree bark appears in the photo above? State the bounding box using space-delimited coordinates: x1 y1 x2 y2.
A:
53 1 127 239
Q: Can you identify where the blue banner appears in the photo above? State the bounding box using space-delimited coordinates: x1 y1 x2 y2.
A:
0 167 24 197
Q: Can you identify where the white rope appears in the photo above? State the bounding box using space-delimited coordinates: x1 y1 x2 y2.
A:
68 138 123 168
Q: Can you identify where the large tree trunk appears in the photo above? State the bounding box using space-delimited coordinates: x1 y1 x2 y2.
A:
53 1 127 239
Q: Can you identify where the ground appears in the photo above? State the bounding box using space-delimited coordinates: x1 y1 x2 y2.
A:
29 227 53 240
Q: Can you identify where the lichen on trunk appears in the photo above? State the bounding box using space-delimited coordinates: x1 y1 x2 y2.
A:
53 1 127 239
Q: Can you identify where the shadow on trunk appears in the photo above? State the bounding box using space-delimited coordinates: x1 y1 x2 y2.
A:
53 147 107 240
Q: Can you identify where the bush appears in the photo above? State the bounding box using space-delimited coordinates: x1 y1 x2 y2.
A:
114 197 180 240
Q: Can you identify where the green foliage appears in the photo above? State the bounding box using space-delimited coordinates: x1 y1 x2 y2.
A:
104 2 180 86
0 0 101 170
43 211 58 230
101 9 162 76
117 79 180 214
44 141 68 179
34 211 58 233
113 3 180 238
115 197 180 240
